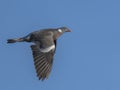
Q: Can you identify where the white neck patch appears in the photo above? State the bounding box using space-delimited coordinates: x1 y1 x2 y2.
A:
58 29 62 33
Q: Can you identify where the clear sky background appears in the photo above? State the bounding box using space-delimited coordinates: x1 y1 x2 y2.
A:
0 0 120 90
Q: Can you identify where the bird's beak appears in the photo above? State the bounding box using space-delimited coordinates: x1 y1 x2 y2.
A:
66 29 71 32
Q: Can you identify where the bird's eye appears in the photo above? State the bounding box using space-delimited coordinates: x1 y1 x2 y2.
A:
58 29 62 33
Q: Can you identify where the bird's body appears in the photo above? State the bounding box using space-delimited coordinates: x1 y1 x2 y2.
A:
7 27 71 80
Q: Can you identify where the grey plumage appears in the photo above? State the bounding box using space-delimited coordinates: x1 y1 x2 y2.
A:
7 26 71 80
31 45 54 80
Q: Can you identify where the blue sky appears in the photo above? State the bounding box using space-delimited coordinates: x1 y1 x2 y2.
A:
0 0 120 90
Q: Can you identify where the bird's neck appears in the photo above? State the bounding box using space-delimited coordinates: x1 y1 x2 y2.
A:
53 31 63 40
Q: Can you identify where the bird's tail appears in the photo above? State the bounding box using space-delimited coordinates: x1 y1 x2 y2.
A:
7 38 25 43
7 34 31 43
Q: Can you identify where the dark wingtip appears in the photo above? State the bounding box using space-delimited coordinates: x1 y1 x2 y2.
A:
38 77 46 81
7 39 16 43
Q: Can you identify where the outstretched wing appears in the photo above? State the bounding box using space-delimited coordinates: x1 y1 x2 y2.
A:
31 40 56 80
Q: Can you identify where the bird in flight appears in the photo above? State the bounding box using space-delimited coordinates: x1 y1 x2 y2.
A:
7 27 71 80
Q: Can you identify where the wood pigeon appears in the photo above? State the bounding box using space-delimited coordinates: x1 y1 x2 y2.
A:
7 27 71 80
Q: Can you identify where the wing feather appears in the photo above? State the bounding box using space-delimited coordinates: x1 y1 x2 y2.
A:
31 43 56 80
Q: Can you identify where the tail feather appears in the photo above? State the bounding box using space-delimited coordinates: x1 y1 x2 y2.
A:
7 34 31 43
7 38 24 43
7 39 17 43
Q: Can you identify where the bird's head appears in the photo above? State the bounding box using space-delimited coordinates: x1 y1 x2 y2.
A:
53 26 71 39
57 27 71 33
